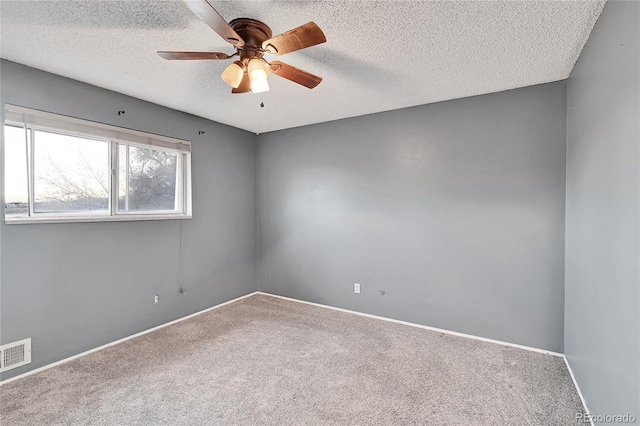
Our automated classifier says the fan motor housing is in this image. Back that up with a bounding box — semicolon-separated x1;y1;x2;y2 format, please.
229;18;273;50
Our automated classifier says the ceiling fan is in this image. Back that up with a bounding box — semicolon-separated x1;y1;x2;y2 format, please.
157;0;326;94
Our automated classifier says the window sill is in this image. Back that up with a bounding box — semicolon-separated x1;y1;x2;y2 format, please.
5;214;192;225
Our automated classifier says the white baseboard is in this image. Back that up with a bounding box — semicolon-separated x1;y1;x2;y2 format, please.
563;355;594;426
0;291;259;386
256;291;564;357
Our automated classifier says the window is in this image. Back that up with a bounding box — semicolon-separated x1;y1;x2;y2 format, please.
4;105;191;223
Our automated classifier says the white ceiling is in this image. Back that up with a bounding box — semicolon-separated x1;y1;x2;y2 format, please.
1;0;605;134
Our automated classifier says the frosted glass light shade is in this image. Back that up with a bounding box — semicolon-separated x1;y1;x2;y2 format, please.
221;61;244;88
248;59;270;93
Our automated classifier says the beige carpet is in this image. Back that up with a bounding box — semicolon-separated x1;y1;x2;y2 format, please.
0;294;584;425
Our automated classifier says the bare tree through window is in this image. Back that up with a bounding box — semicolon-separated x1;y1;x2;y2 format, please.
120;145;178;212
33;130;109;213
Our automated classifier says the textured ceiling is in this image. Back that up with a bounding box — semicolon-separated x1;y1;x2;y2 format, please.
1;0;605;134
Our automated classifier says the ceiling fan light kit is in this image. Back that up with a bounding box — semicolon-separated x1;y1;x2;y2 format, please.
158;0;326;95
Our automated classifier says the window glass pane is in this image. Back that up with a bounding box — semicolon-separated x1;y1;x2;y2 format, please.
118;144;127;211
4;125;29;217
33;130;109;213
127;146;178;211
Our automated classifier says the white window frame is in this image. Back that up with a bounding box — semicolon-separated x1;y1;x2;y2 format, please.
4;105;192;224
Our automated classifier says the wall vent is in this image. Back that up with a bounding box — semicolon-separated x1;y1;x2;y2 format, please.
0;338;31;373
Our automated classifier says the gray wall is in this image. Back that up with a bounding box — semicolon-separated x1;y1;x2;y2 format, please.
258;82;567;352
565;0;640;421
0;60;257;380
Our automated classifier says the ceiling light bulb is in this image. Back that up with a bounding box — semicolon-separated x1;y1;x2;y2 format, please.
221;61;245;88
248;59;270;93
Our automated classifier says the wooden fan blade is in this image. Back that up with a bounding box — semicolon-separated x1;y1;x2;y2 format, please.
270;61;322;89
262;22;326;56
232;72;252;93
183;0;245;47
157;51;231;60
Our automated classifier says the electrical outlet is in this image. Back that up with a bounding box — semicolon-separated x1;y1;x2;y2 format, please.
153;295;159;304
354;283;361;294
